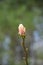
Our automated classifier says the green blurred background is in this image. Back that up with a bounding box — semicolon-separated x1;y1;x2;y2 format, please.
0;0;43;65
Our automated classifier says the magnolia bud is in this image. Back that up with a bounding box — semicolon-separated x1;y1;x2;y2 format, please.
18;24;26;36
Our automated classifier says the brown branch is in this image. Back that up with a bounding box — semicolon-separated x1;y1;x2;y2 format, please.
22;37;28;65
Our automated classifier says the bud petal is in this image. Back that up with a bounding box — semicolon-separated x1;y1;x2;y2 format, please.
18;24;26;36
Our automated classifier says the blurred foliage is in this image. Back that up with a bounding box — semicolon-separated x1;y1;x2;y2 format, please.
0;0;43;35
0;0;43;65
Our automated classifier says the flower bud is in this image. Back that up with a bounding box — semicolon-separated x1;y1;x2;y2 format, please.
18;24;26;36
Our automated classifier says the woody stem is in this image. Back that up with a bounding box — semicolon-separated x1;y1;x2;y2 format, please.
22;37;28;65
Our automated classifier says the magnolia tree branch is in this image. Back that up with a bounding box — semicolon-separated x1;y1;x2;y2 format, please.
22;36;28;65
18;24;28;65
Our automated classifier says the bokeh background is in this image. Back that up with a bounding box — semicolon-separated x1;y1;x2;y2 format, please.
0;0;43;65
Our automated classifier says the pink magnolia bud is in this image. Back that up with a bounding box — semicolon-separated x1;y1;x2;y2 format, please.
18;24;26;36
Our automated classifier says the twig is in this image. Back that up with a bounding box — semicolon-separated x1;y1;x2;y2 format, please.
22;36;28;65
